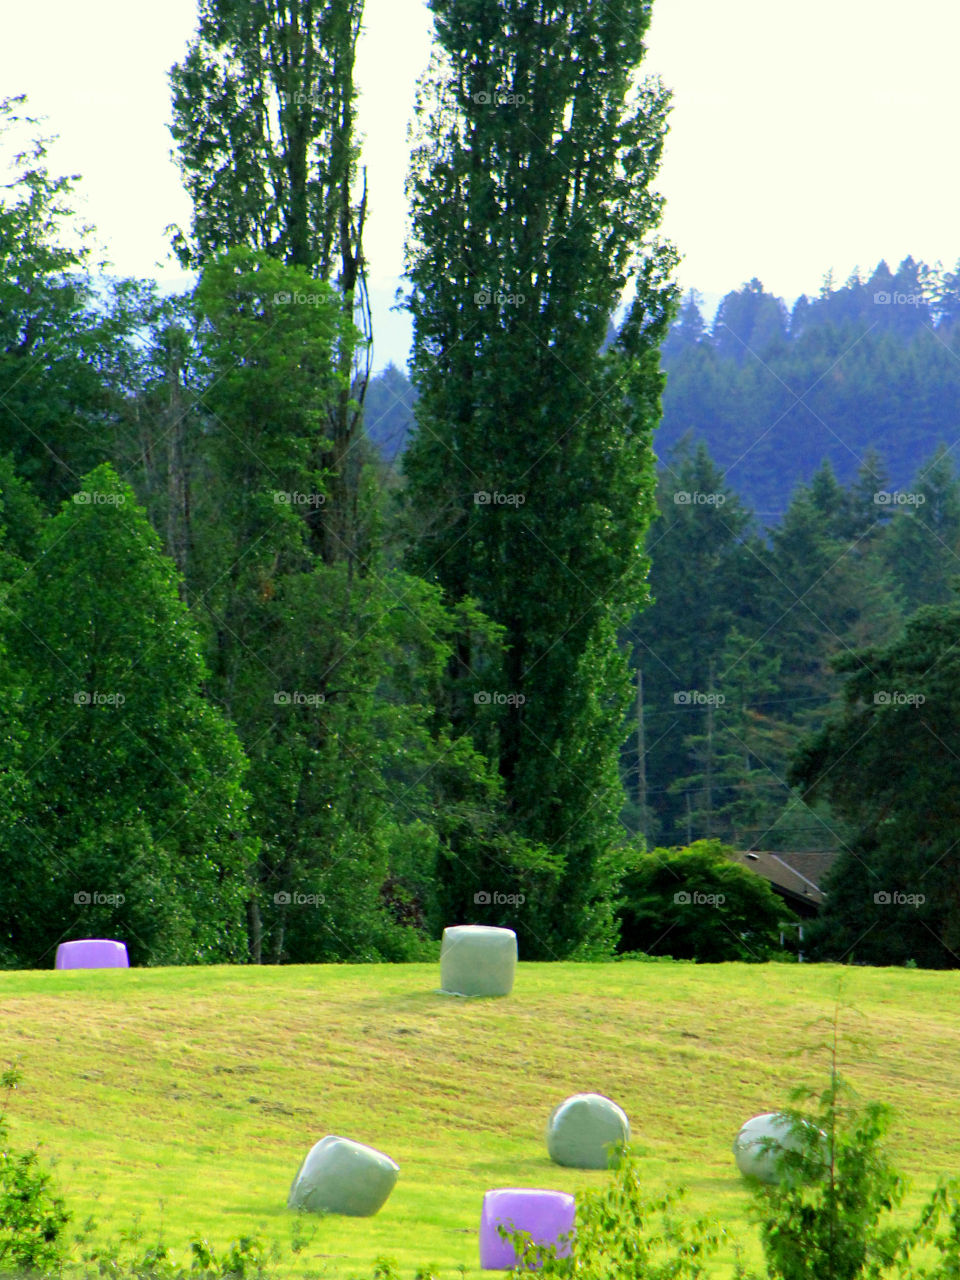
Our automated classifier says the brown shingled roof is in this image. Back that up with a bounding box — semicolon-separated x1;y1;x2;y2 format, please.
730;849;839;913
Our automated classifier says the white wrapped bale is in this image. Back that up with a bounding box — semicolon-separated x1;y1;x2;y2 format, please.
546;1093;630;1169
287;1135;399;1216
440;924;517;997
733;1112;826;1184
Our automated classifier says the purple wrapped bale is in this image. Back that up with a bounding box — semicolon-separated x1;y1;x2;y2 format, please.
55;940;129;969
479;1188;575;1270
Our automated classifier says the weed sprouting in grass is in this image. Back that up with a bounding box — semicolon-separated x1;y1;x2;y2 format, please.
499;1144;725;1278
0;1062;71;1277
742;997;911;1280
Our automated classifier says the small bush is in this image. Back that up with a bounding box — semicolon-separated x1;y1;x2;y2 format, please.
0;1065;71;1276
617;839;792;961
501;1145;723;1278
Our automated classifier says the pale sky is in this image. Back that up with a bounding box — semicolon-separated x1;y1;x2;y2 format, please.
3;0;958;370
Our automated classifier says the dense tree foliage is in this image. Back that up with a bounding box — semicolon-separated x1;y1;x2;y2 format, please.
0;465;256;966
617;839;790;962
660;259;960;519
790;605;960;967
169;0;372;570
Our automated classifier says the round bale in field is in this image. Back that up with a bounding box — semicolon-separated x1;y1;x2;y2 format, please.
287;1136;399;1217
546;1093;630;1169
733;1111;827;1184
440;924;517;997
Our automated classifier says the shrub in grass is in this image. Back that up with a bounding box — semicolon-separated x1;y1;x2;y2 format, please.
617;840;791;961
745;1077;906;1280
0;1066;70;1276
500;1146;723;1278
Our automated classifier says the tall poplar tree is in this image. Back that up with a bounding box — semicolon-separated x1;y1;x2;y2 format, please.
402;0;678;955
169;0;370;566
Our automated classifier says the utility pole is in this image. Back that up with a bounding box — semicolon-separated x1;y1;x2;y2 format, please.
704;657;715;838
636;666;647;842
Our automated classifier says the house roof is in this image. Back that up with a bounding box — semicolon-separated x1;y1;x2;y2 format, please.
730;849;839;911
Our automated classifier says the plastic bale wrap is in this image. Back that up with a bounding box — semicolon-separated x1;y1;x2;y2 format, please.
479;1187;575;1271
287;1136;399;1217
546;1093;630;1170
440;924;517;997
733;1112;827;1184
55;940;129;969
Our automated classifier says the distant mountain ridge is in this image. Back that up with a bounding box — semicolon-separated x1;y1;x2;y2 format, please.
363;255;960;519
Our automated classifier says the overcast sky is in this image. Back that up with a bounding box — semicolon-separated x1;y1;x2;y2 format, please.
3;0;958;370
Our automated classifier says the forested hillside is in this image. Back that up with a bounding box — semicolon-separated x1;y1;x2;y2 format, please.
365;255;960;519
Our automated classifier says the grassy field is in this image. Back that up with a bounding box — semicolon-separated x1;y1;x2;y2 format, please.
1;960;959;1278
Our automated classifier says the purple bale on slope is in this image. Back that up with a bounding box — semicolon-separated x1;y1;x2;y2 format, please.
479;1187;575;1270
55;940;129;969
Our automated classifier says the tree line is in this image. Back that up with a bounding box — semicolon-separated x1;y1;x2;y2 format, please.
3;0;958;970
0;0;677;967
367;257;960;518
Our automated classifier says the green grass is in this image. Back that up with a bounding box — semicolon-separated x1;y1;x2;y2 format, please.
2;960;960;1278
